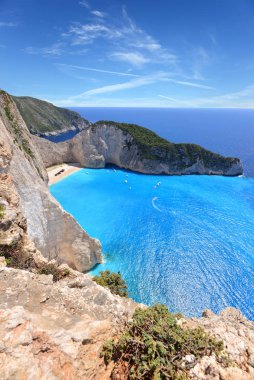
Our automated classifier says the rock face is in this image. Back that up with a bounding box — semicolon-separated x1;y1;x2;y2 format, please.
0;91;101;271
33;122;243;176
0;266;138;380
187;308;254;379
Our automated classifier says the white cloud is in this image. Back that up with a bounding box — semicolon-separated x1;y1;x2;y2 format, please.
79;0;90;9
0;21;17;27
158;85;254;108
57;63;140;77
63;7;177;66
172;80;215;90
110;52;150;67
65;23;122;45
24;43;64;56
90;10;106;18
75;74;166;97
158;95;177;102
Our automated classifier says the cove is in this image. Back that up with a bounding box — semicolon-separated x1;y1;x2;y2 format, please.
50;168;254;320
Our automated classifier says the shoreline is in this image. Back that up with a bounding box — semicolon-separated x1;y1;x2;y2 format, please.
47;163;82;185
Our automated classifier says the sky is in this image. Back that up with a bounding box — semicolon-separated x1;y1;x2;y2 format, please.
1;0;254;108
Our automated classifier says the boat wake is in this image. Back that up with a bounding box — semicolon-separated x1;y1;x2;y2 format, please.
152;196;162;212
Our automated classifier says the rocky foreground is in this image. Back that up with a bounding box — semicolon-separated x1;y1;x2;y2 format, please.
0;261;254;380
0;90;253;379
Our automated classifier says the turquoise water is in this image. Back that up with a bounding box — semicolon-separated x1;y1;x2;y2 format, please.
51;168;254;319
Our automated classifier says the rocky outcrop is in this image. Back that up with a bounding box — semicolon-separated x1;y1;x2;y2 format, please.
0;265;253;380
186;308;254;379
33;123;243;176
0;91;101;271
0;266;138;380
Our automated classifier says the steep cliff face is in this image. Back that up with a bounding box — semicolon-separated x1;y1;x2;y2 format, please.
34;122;243;176
0;91;101;271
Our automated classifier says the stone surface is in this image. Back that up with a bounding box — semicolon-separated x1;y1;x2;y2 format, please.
188;307;254;379
33;123;243;176
0;267;137;380
0;92;101;271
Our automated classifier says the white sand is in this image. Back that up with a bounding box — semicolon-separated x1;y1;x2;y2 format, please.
47;163;82;185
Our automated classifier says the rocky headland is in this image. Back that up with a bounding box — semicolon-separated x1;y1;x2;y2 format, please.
0;90;253;380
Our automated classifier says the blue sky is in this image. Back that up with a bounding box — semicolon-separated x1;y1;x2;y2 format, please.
1;0;254;107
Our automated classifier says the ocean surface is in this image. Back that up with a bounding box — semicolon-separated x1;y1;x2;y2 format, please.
51;168;254;320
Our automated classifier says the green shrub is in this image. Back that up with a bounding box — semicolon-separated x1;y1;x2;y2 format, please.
38;263;70;282
101;304;225;380
93;270;128;297
0;204;5;219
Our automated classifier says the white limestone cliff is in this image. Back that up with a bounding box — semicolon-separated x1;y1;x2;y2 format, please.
0;92;101;271
33;123;243;176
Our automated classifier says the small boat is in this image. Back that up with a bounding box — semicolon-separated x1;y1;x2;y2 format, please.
124;179;128;183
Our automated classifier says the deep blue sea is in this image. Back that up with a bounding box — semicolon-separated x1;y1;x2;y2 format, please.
51;168;254;320
49;108;254;319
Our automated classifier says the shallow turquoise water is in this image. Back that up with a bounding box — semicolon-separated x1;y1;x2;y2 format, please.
51;169;254;319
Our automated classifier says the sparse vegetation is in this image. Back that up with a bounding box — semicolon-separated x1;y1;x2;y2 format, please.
13;96;89;134
0;241;36;270
101;304;226;380
0;204;5;219
93;270;128;297
38;263;70;282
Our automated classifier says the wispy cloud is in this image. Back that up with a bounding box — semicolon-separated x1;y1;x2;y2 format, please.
24;43;64;56
56;71;214;106
0;21;18;27
72;73;167;98
90;10;106;18
79;0;90;9
172;80;214;90
57;63;140;77
158;95;177;102
158;85;254;108
62;6;177;67
64;23;121;45
110;52;150;67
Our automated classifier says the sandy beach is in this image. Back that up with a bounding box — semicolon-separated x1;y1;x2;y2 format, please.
47;163;82;185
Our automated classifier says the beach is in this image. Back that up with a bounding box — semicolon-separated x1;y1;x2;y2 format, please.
47;163;82;185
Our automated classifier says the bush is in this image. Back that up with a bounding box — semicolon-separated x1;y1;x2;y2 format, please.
0;204;5;219
101;304;225;380
38;263;70;282
93;270;128;297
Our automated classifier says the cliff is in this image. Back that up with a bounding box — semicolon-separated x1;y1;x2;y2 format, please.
33;121;243;176
13;95;89;136
0;91;101;271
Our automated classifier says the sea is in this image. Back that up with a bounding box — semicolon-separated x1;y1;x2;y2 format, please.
49;108;254;319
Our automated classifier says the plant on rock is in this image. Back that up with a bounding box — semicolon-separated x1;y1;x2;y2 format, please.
93;270;128;297
101;304;225;380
